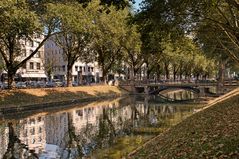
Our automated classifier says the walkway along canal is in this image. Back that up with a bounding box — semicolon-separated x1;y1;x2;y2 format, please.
0;90;207;159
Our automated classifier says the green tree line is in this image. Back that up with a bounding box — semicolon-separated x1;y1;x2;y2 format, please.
1;0;231;89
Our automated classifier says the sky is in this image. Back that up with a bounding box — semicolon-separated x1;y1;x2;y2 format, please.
133;0;142;11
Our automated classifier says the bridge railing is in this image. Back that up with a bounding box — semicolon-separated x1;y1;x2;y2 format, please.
118;79;239;87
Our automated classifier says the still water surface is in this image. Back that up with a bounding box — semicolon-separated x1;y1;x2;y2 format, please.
0;91;204;159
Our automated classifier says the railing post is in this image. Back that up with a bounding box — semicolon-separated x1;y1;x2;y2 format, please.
130;79;136;94
144;85;149;94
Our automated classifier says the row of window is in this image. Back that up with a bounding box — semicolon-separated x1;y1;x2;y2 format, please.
22;62;41;70
45;42;56;48
21;39;41;47
75;66;94;72
49;50;62;55
22;49;42;58
53;66;94;72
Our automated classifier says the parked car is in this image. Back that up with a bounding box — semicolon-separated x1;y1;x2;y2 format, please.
37;81;46;88
46;81;56;87
16;82;27;89
3;83;9;89
72;81;78;87
55;81;64;87
26;81;38;88
0;82;8;89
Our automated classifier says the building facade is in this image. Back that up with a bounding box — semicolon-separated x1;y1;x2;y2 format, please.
16;35;47;81
0;35;47;82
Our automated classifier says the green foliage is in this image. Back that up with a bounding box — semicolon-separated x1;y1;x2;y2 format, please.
0;0;46;87
173;0;239;64
91;3;130;81
121;25;143;77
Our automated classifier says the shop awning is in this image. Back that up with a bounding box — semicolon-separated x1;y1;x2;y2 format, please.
21;73;47;78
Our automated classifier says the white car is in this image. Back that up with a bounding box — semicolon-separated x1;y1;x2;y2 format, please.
16;82;27;89
37;81;46;88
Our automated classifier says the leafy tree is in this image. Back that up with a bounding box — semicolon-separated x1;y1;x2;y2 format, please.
44;58;56;82
167;0;239;64
0;0;60;88
133;0;186;81
92;5;129;83
50;2;94;86
121;25;143;80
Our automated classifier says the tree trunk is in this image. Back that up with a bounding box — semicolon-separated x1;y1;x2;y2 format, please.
101;66;108;84
179;66;183;80
196;73;200;80
164;63;170;80
155;64;161;82
173;65;177;81
133;67;138;80
66;65;73;87
7;69;16;89
218;59;227;85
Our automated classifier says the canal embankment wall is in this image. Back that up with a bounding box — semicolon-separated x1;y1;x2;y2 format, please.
0;85;129;114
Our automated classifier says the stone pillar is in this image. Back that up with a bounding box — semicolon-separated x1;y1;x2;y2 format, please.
199;87;205;97
144;86;149;94
130;79;136;94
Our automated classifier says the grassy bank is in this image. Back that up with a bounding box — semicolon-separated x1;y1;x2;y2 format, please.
0;85;127;108
130;89;239;159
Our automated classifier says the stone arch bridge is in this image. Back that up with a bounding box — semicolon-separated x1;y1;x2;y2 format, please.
120;82;239;96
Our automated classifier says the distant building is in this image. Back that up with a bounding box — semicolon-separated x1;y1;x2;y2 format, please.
44;37;102;83
16;35;47;81
1;35;47;82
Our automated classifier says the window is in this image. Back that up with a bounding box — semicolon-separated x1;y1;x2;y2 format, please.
79;66;82;72
30;62;34;69
39;127;42;133
62;65;65;72
30;41;34;47
35;41;40;47
83;67;86;72
76;110;83;116
38;51;41;58
91;67;94;72
29;119;35;124
32;138;35;144
88;67;91;72
75;66;78;72
23;129;27;137
22;63;26;69
22;49;26;56
37;117;41;122
29;50;33;55
37;63;40;70
38;136;42;142
30;128;35;135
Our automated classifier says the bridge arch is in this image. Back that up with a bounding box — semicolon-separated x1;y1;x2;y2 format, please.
149;86;200;95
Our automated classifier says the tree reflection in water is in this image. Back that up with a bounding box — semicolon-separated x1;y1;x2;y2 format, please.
3;123;38;159
0;95;202;159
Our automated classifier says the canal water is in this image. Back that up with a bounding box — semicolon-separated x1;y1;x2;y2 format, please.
0;90;205;159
